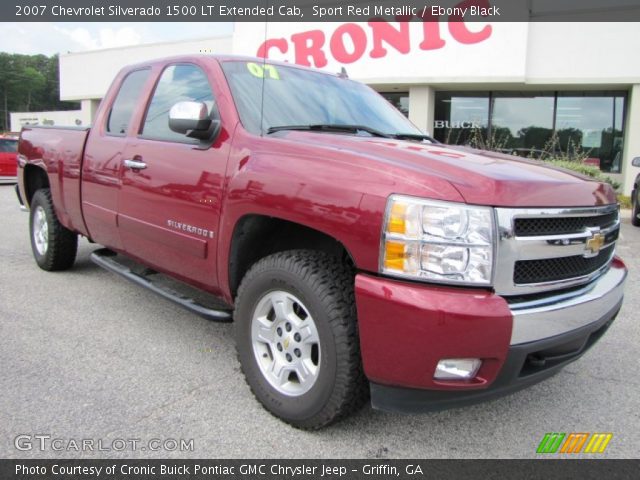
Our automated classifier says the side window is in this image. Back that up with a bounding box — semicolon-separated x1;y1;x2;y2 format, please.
0;139;18;152
106;69;150;135
142;64;215;143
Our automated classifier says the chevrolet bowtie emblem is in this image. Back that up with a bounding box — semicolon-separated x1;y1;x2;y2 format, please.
586;232;605;254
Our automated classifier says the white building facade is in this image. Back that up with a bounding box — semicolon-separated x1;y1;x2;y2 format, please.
52;21;640;195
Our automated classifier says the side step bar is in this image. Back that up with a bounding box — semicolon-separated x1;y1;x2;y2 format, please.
90;249;232;322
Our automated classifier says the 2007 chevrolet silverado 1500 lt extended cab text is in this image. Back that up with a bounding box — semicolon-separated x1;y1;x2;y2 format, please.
16;55;627;429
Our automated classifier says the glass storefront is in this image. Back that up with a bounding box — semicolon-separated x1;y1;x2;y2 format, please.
433;91;627;173
555;94;625;173
491;93;554;156
433;92;489;146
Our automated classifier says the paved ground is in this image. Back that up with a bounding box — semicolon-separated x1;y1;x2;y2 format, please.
0;184;638;459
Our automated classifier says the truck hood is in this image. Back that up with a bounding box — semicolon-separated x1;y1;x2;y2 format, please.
274;131;616;207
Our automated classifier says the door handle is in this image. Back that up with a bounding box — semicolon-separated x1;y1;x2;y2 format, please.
123;159;147;170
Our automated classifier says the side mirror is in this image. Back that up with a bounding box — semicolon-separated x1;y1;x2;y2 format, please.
169;101;218;140
632;157;640;168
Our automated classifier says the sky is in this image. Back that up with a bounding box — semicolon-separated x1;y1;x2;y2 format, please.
0;23;234;56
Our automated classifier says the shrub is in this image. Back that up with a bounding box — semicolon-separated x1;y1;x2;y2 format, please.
543;159;621;191
617;195;632;209
456;127;622;192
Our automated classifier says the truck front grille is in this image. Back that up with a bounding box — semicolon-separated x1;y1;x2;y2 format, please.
494;205;619;296
514;245;614;284
513;212;618;237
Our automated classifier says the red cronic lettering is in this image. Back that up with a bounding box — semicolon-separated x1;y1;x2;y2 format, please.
414;8;447;50
368;20;411;58
291;30;328;67
256;38;288;58
448;0;493;44
329;23;367;64
418;8;447;50
419;21;447;50
256;9;493;67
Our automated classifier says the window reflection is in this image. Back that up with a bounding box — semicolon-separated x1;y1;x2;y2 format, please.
380;92;409;117
221;61;420;137
142;64;215;143
556;94;625;173
491;93;554;155
433;92;489;146
434;91;626;173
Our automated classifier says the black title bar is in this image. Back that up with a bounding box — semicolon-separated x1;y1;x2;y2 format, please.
5;0;640;22
2;459;639;480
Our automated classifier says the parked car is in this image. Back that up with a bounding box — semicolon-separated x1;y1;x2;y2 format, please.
15;55;627;429
0;134;18;184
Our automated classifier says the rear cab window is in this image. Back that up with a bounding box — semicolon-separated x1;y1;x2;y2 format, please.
106;69;150;136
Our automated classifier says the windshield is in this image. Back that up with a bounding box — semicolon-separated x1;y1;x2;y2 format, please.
221;60;422;137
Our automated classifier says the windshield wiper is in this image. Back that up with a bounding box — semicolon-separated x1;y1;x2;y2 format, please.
267;124;391;138
391;132;439;143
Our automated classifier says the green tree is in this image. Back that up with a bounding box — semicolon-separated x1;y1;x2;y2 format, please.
0;52;79;131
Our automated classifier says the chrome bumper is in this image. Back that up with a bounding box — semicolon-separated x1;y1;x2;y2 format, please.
509;262;626;345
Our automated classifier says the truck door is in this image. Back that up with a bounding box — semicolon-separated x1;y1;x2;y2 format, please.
82;68;151;250
118;63;229;289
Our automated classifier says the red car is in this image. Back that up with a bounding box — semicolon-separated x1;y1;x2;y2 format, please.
0;134;18;184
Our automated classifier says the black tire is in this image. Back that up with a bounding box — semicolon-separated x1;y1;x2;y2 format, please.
632;188;640;227
29;188;78;271
234;250;368;429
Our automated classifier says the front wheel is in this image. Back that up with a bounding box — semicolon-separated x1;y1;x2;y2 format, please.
632;188;640;227
234;250;368;429
29;189;78;271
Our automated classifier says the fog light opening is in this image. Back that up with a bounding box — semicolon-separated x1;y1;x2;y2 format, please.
434;358;482;380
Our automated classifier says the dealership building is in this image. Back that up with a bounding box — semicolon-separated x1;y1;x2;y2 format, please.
12;21;640;195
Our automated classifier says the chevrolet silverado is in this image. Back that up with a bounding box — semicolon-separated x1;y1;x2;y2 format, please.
16;55;627;429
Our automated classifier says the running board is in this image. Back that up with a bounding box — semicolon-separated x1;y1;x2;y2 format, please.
90;249;233;322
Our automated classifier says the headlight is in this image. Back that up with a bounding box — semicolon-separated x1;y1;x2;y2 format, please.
380;195;495;285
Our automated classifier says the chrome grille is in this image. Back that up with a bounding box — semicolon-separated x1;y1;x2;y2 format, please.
494;205;619;296
513;212;618;237
514;244;614;284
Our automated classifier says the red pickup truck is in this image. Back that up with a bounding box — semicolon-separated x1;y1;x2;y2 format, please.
16;55;626;429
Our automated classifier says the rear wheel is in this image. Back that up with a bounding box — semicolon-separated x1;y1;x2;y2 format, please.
632;188;640;227
234;250;368;429
29;189;78;271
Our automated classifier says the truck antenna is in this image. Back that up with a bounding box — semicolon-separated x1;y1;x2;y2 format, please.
259;17;268;137
338;67;349;79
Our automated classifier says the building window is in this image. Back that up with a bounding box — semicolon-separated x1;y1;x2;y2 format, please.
434;91;626;173
380;92;409;117
433;92;489;145
555;93;625;173
491;93;554;156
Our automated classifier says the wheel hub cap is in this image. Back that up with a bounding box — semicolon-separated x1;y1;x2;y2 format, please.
32;206;48;256
251;290;321;396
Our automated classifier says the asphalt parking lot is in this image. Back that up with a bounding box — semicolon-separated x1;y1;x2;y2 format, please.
0;184;638;459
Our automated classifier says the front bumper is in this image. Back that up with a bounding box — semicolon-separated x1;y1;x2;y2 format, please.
355;257;627;412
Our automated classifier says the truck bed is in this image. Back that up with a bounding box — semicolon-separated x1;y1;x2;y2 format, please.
19;125;91;235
